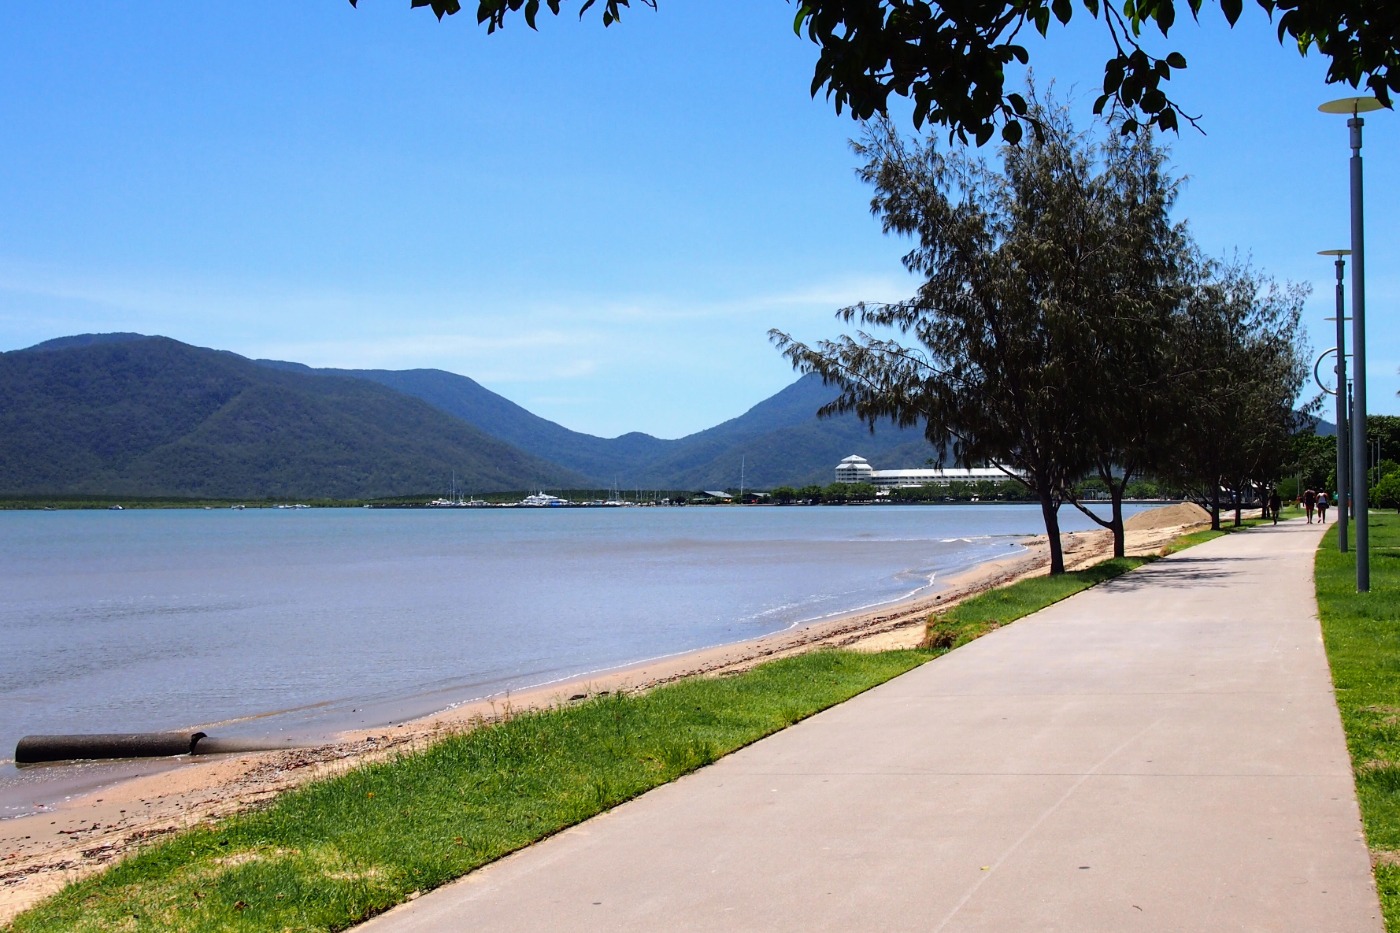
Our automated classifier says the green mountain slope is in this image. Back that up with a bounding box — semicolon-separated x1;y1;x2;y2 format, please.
258;362;670;482
620;374;935;489
0;336;588;498
269;363;936;489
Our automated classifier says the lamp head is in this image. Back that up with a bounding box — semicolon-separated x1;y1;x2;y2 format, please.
1319;249;1352;256
1319;96;1385;116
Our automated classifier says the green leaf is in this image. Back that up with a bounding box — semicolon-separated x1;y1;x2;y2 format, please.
1166;51;1187;69
1103;59;1125;94
1155;0;1174;35
1052;0;1073;25
1220;0;1242;26
1002;121;1024;145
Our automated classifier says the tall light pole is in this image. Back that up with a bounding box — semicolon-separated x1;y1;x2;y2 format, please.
1319;248;1350;552
1319;95;1382;592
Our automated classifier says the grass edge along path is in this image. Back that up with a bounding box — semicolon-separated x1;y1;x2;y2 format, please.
1315;511;1400;929
9;525;1224;933
1156;505;1297;557
7;651;930;932
923;555;1152;648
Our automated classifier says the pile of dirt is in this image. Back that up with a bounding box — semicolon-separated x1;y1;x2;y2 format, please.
1124;501;1211;532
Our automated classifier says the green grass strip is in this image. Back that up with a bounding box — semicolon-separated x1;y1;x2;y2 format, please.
1315;512;1400;929
924;556;1152;649
6;650;930;933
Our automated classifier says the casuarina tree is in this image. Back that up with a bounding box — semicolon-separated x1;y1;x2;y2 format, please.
771;94;1153;573
1160;255;1311;528
1061;126;1191;557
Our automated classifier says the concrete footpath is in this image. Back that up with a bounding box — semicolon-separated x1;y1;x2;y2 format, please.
362;518;1382;932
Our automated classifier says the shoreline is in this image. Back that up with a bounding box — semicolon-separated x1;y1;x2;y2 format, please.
0;503;1210;921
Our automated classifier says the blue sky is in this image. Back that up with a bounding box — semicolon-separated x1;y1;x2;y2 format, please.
1;2;1396;439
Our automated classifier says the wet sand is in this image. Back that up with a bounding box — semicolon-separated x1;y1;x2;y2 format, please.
0;503;1210;921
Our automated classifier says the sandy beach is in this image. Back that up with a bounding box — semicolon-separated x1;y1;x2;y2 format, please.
0;502;1211;922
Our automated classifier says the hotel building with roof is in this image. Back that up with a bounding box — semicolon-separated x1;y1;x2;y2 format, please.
835;455;1012;488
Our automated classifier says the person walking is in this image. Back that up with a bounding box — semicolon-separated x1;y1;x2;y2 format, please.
1268;489;1282;525
1317;490;1330;524
1304;488;1317;524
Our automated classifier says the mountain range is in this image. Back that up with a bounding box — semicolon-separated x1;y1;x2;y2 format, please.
0;334;932;499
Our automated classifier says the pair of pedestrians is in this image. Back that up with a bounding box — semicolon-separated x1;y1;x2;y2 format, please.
1303;487;1331;523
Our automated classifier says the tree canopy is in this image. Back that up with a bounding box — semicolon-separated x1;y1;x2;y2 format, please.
357;0;1400;143
770;94;1193;573
770;90;1311;568
1160;255;1311;527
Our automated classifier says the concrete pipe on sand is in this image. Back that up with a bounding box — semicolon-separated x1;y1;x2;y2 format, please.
14;732;208;764
14;733;308;763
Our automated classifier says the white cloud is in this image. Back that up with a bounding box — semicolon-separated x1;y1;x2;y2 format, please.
0;255;911;364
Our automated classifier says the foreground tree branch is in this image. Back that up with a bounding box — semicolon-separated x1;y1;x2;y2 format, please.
353;0;1399;143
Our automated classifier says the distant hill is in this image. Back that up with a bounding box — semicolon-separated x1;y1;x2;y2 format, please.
23;332;152;353
616;374;934;489
1310;416;1338;437
257;362;671;483
0;336;588;498
3;333;945;497
265;362;937;490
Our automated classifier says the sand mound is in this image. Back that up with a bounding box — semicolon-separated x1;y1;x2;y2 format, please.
1124;501;1211;532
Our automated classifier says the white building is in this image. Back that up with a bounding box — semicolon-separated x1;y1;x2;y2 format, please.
835;455;1012;488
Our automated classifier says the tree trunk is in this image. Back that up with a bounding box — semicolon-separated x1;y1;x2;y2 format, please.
1039;491;1066;575
1108;483;1126;558
1209;486;1222;531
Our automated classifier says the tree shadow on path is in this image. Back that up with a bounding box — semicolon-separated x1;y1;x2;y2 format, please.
1101;555;1257;591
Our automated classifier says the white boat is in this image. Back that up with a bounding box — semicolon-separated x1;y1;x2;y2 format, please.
520;492;570;507
429;472;487;507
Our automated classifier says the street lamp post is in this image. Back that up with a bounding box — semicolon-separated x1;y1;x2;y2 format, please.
1319;95;1383;592
1319;248;1350;552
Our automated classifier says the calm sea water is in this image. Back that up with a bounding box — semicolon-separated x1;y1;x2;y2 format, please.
0;503;1140;816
